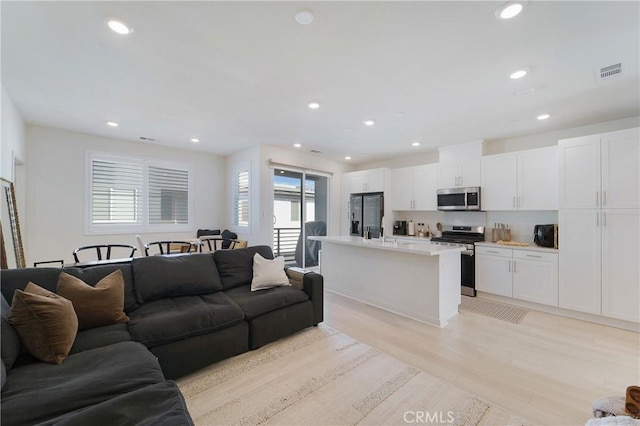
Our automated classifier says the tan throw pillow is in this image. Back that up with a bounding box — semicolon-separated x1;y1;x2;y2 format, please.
251;253;291;291
8;282;78;364
57;270;129;330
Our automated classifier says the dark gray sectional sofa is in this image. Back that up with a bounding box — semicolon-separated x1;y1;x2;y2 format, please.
0;245;324;425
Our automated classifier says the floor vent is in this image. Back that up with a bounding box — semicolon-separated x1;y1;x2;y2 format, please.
598;62;624;82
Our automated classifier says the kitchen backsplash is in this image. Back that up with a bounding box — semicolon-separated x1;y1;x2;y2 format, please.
391;210;558;243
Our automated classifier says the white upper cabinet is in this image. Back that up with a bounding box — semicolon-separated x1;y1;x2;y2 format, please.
559;127;639;209
344;168;386;194
481;153;518;210
438;159;481;188
601;128;640;209
518;147;559;210
390;164;438;211
439;158;480;189
481;146;558;211
390;167;414;210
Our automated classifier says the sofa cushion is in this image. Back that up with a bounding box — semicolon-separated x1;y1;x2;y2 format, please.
213;245;274;290
0;267;61;303
57;270;129;330
251;253;290;291
132;254;223;304
224;284;309;320
62;264;138;313
127;292;244;347
0;341;164;426
8;282;78;364
1;295;21;371
69;323;132;355
34;380;193;426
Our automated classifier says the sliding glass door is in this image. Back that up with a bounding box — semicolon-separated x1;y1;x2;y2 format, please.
273;168;328;269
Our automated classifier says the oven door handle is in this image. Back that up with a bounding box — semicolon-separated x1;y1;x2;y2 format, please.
461;249;474;256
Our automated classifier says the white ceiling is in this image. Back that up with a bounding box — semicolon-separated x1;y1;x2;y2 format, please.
2;1;639;163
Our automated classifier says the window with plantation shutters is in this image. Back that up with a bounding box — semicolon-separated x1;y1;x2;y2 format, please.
87;153;191;234
148;166;188;224
91;160;143;225
233;165;250;229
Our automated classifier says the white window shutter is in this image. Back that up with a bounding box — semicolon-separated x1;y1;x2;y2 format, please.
148;166;189;224
91;159;143;224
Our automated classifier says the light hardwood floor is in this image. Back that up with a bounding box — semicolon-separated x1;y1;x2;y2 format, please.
323;291;640;425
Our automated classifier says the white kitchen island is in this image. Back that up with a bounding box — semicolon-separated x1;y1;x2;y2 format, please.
309;236;464;327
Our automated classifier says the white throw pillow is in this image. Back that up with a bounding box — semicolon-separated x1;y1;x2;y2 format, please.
251;253;291;291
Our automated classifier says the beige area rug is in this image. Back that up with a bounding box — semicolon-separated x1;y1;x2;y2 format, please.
177;326;531;425
460;296;529;324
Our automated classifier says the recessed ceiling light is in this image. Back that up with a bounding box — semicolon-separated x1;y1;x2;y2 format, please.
345;156;351;160
295;9;314;25
107;19;133;35
537;114;550;120
495;1;525;19
510;69;528;79
363;119;375;126
308;102;320;109
412;142;420;147
293;143;302;148
190;138;200;143
106;121;119;127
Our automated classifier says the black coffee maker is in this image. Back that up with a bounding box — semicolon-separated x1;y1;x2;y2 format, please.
393;221;408;235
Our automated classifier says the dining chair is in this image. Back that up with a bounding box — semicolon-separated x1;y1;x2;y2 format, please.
143;240;198;256
199;235;224;252
73;244;137;263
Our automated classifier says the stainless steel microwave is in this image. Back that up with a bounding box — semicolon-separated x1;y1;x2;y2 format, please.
437;187;481;211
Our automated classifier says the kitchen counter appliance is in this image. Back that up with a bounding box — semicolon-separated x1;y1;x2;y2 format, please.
533;224;558;248
431;225;485;296
437;187;481;211
393;220;408;236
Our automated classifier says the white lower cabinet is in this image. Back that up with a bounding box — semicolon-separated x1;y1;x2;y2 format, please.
476;245;558;306
512;251;559;306
476;250;513;297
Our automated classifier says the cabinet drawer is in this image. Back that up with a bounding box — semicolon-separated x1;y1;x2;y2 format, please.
475;246;512;257
513;250;558;263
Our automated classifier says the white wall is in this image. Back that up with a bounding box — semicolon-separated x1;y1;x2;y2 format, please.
25;125;226;265
1;85;26;181
226;144;353;249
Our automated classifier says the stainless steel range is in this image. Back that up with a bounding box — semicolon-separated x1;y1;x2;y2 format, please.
431;225;485;297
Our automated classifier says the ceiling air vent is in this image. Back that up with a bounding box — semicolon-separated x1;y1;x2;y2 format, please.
598;62;624;82
139;136;158;142
310;149;321;154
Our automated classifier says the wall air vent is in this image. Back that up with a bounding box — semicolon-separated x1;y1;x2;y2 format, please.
598;62;624;82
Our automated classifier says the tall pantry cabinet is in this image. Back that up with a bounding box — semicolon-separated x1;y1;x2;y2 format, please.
558;127;640;322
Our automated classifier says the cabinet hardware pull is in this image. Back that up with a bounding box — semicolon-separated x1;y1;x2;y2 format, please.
603;191;607;206
513;197;516;208
596;191;599;207
487;250;499;253
596;212;599;227
508;260;511;272
513;261;517;273
526;254;542;258
518;196;521;208
603;211;606;227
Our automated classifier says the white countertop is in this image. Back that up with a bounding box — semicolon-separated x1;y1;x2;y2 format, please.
475;241;559;253
308;236;465;256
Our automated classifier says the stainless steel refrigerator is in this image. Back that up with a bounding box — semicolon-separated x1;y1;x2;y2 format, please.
349;192;384;238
